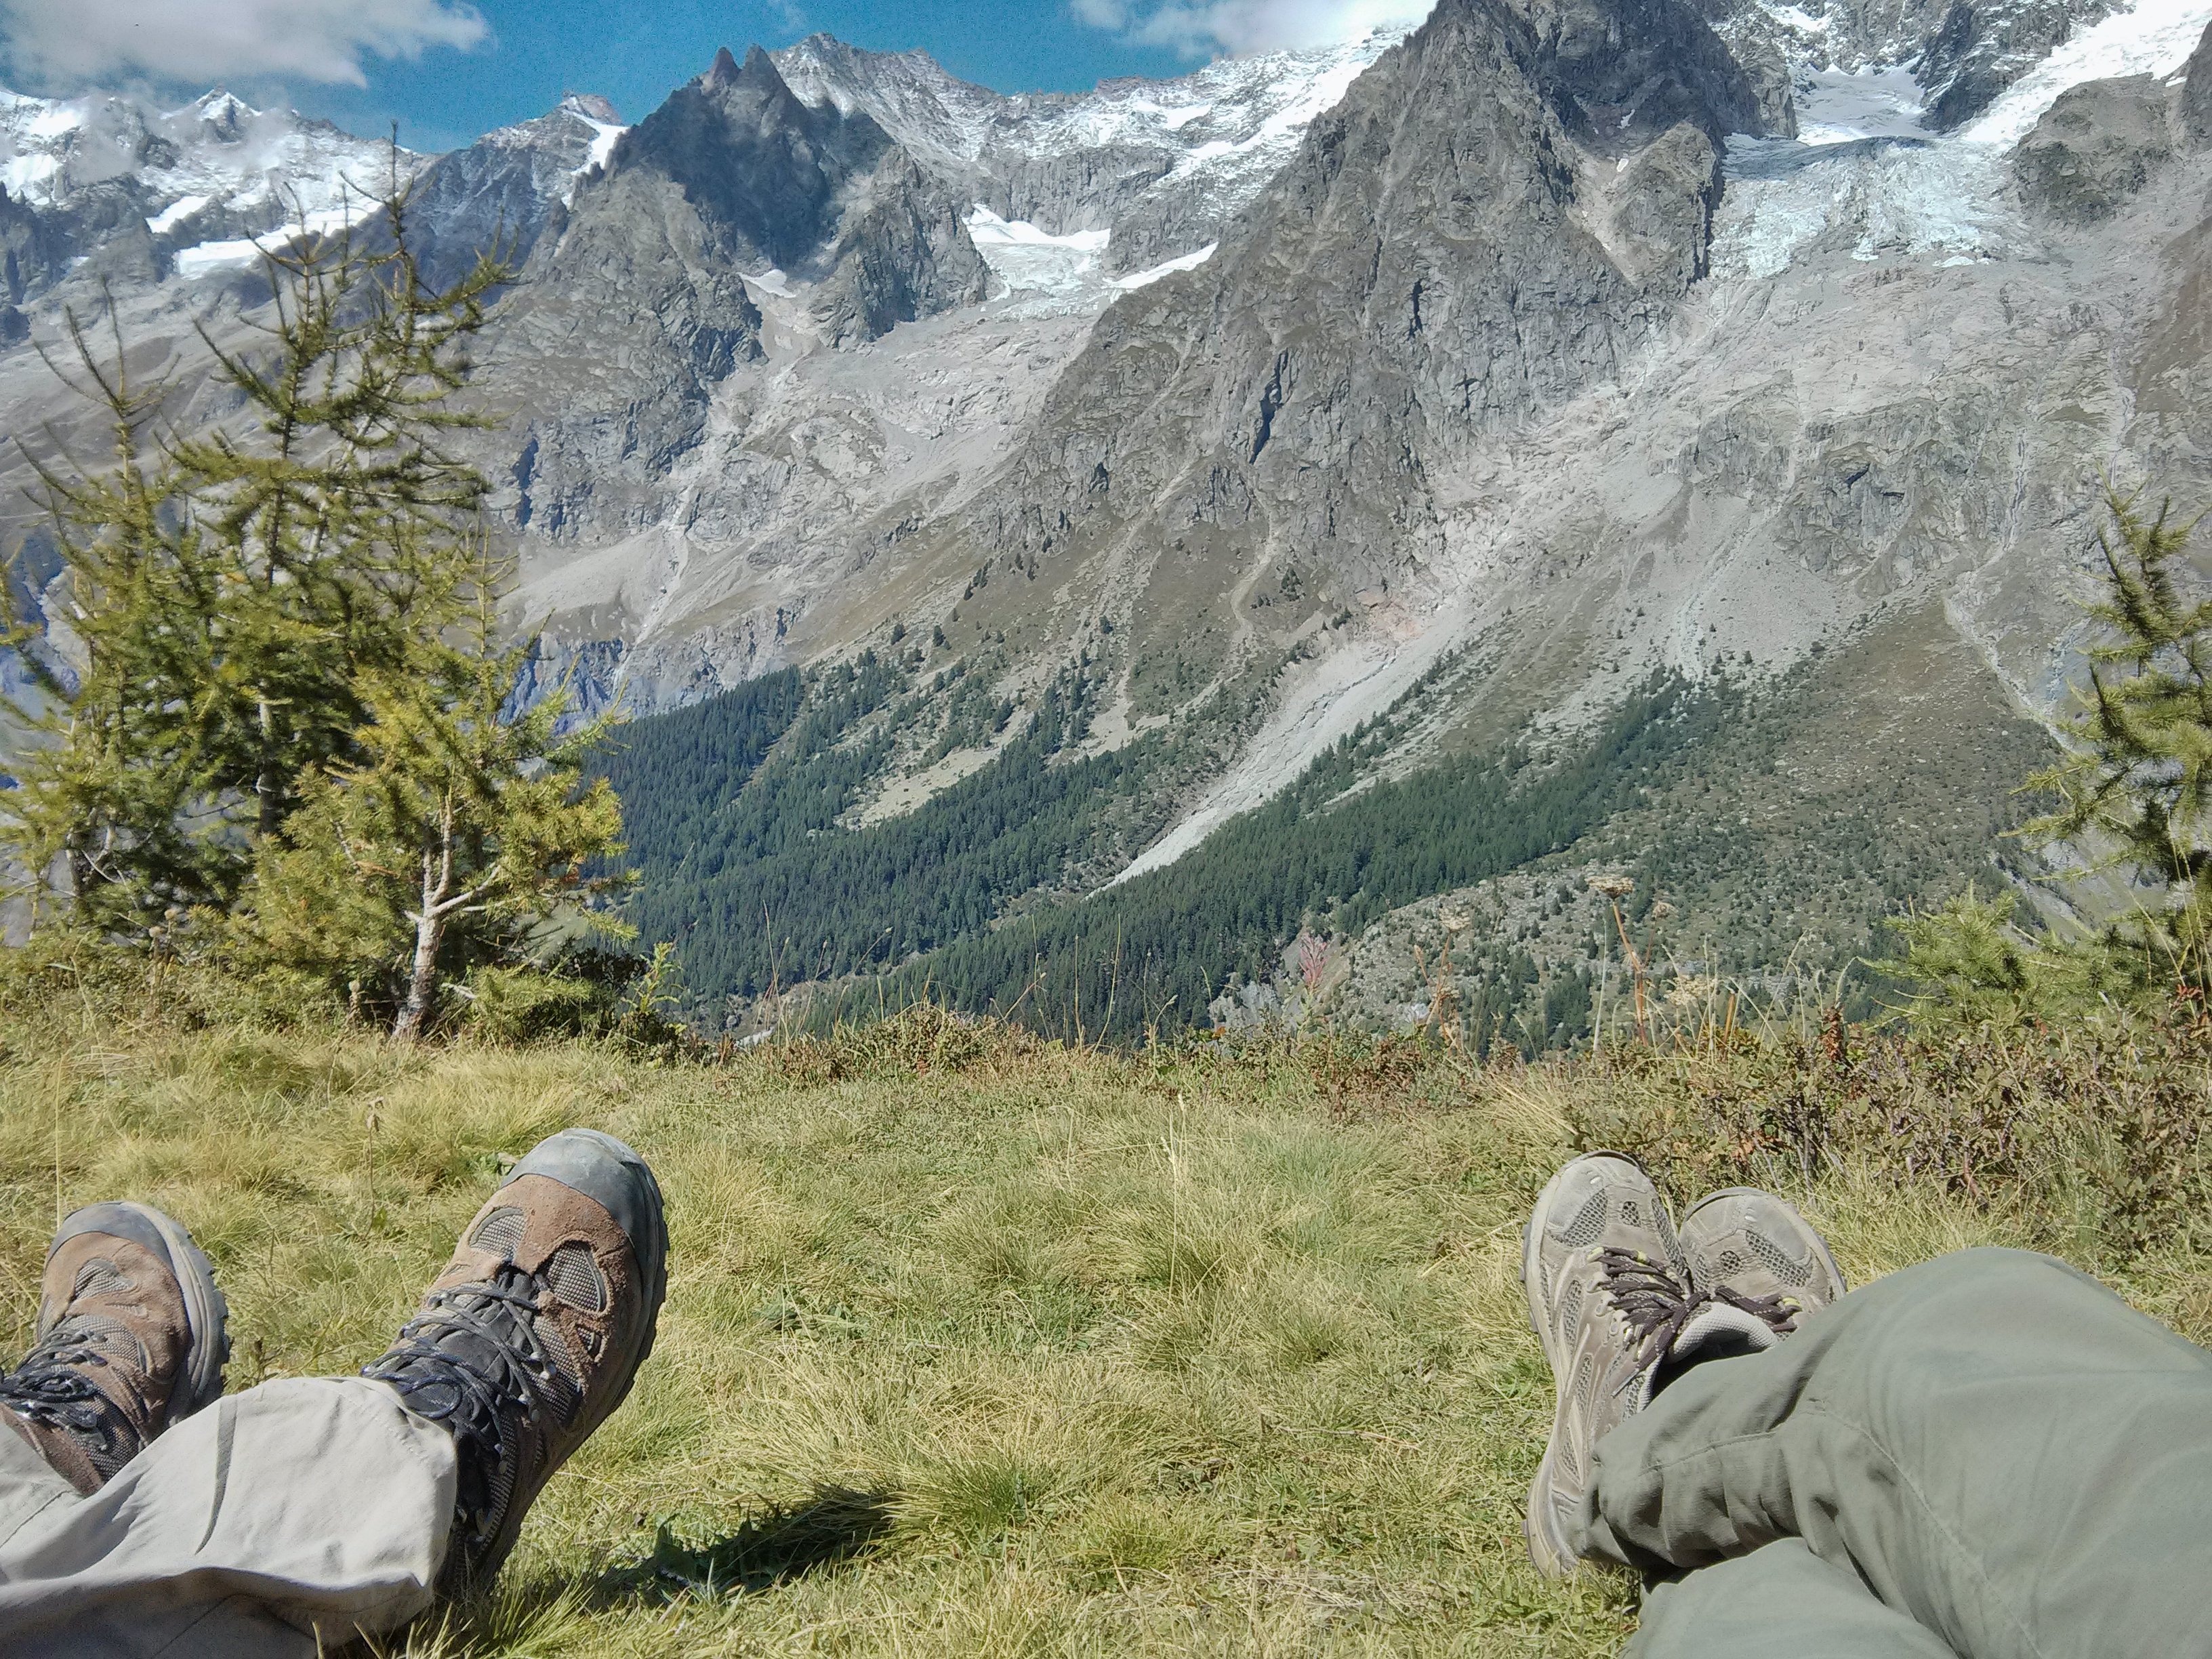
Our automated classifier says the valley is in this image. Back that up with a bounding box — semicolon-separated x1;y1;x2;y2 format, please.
2;0;2208;1036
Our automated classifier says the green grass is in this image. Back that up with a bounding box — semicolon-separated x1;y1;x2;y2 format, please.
0;1004;2201;1656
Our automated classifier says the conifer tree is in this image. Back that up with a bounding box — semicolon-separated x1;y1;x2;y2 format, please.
234;595;628;1042
2032;486;2212;981
4;185;509;936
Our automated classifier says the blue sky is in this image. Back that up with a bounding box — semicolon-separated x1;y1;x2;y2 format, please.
293;2;1204;154
0;1;1432;155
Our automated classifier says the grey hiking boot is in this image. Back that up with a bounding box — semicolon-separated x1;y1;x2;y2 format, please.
1521;1153;1697;1576
0;1203;228;1494
1678;1186;1847;1340
364;1129;668;1594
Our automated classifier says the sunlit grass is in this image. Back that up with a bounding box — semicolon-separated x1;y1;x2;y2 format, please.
0;1004;2188;1656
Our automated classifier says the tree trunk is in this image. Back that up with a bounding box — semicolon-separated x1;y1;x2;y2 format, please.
392;841;449;1044
391;901;444;1044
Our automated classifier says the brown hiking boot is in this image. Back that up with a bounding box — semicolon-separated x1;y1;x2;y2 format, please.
363;1128;668;1593
1677;1187;1847;1336
0;1203;228;1494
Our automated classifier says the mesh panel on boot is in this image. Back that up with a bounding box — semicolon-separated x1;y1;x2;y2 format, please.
1553;1190;1608;1249
545;1243;607;1313
70;1260;133;1300
470;1208;527;1258
1746;1229;1813;1287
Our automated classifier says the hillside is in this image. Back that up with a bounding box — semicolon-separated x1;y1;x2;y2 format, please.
4;0;2211;1024
2;996;2204;1655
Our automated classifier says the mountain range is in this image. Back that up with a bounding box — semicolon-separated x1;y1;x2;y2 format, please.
2;0;2209;1038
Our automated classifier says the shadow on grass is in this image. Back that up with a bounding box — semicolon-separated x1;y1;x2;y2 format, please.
593;1485;899;1604
385;1488;898;1655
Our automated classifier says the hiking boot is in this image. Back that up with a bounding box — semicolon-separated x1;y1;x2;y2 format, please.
0;1203;228;1494
1678;1186;1847;1340
363;1128;668;1593
1521;1153;1696;1576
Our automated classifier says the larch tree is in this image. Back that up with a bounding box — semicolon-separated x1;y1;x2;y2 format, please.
3;183;510;936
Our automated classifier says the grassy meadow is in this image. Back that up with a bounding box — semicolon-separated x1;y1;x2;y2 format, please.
1;1000;2206;1656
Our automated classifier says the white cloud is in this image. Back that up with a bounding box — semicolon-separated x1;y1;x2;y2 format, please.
1072;0;1437;55
0;0;488;89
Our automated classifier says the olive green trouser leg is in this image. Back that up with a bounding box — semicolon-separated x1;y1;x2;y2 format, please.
1573;1248;2212;1659
1628;1540;1955;1658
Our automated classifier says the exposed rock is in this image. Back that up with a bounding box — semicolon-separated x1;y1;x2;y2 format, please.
408;95;623;290
620;45;895;272
1920;0;2120;129
1599;121;1724;290
2013;74;2177;223
1519;0;1778;147
812;151;990;347
2184;19;2212;146
946;0;1742;658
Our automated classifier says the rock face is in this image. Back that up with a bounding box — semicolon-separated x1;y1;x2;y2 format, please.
3;0;2212;916
2014;74;2178;222
2184;19;2212;144
408;94;624;289
930;0;1746;684
1919;0;2120;128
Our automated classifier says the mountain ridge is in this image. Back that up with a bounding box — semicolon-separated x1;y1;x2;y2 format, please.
3;1;2211;1029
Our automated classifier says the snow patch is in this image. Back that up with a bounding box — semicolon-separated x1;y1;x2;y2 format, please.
1964;0;2212;146
146;194;209;235
966;206;1113;298
1113;243;1218;291
173;205;374;281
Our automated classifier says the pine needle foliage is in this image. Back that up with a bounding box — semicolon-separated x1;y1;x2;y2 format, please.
2029;486;2212;983
2;184;512;937
231;598;629;1042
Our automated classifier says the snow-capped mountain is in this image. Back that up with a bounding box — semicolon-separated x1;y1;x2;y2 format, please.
773;30;1410;274
1;0;2211;996
0;85;421;303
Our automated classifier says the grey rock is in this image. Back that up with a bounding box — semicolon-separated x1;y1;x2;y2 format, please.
945;0;1734;643
1920;0;2121;129
408;95;621;290
2184;19;2212;146
813;151;991;348
2014;74;2177;223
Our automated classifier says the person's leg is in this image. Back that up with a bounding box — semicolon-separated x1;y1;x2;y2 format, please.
0;1375;457;1658
1577;1247;2212;1659
0;1127;668;1658
1629;1539;1957;1659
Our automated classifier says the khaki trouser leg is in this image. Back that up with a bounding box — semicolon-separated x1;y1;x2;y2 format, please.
1574;1247;2212;1659
0;1377;455;1658
1628;1538;1957;1658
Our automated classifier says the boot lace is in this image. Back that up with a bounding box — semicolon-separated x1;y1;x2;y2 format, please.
362;1265;571;1538
0;1319;130;1433
1595;1246;1700;1381
1703;1282;1803;1336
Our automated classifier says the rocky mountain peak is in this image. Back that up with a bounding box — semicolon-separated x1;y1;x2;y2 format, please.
621;42;894;272
192;90;252;142
560;93;623;126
